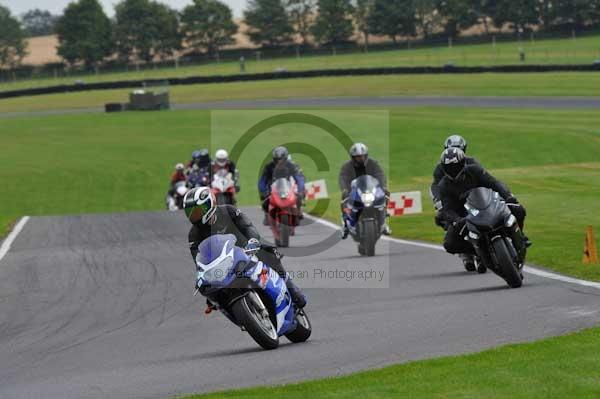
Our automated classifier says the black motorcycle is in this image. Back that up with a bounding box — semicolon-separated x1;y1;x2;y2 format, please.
463;187;526;288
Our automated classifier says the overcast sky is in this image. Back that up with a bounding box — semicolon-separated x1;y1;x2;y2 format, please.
1;0;247;17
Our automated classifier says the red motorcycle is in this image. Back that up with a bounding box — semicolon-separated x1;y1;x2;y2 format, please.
211;169;237;205
268;178;300;247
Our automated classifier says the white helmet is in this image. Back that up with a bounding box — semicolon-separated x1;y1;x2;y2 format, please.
349;143;368;157
349;143;369;167
175;163;185;171
215;149;228;167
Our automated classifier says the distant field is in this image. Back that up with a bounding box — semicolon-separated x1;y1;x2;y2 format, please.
1;107;599;282
3;34;600;92
2;72;600;114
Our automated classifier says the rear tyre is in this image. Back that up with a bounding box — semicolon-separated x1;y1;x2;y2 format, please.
492;238;522;288
231;293;279;350
285;309;312;343
361;220;377;257
279;215;290;248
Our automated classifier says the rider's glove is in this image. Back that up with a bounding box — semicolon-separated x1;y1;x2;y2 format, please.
453;217;467;235
244;238;261;255
505;195;519;204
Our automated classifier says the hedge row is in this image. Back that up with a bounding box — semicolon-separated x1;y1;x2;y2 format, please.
2;64;600;100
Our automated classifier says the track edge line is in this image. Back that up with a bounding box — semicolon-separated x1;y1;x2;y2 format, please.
304;213;600;290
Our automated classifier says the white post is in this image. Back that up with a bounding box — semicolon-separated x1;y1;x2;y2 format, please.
448;36;453;49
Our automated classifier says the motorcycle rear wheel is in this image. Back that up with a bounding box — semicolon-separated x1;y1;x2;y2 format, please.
285;309;312;343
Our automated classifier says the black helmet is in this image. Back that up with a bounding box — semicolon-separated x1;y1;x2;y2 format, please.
349;142;369;168
183;187;217;225
272;146;289;163
440;147;467;181
193;148;210;167
444;135;467;152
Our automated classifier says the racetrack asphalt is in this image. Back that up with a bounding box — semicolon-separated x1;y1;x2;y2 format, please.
1;208;600;399
1;95;600;118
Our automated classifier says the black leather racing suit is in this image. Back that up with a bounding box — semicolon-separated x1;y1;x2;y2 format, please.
431;156;480;228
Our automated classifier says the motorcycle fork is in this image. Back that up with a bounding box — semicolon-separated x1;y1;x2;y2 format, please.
472;235;495;272
506;226;526;264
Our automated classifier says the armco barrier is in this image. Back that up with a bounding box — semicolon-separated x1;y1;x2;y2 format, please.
1;64;600;100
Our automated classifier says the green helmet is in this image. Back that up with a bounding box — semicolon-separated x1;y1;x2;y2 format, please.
183;187;217;224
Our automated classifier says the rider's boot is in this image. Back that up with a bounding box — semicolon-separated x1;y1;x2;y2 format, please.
460;253;476;272
286;279;306;309
475;256;487;274
382;214;392;236
340;216;349;239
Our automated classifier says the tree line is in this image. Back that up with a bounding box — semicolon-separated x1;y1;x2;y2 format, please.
2;0;600;69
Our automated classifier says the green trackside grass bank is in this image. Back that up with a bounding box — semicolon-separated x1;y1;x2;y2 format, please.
1;107;599;282
178;326;600;399
4;34;600;92
2;72;600;114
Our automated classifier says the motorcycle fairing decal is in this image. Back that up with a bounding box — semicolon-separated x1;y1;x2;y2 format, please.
248;263;294;335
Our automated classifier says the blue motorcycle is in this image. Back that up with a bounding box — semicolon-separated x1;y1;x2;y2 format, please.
187;166;210;188
195;234;311;350
344;175;387;256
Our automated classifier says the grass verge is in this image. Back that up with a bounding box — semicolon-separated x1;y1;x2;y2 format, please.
2;72;600;113
178;326;600;399
4;34;600;92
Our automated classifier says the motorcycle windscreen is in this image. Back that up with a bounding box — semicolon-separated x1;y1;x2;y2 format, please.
175;182;188;196
272;178;292;199
466;189;507;229
466;187;494;210
352;175;380;193
196;234;248;287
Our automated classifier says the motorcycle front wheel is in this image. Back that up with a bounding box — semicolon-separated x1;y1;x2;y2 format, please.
492;238;522;288
361;219;377;256
231;292;279;350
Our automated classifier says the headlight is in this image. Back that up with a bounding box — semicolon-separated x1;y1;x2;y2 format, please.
360;192;375;207
468;231;479;240
505;214;517;227
464;203;480;217
198;255;234;284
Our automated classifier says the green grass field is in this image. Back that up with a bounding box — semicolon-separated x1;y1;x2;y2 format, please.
1;107;599;282
2;101;600;399
2;72;600;114
179;326;600;399
3;34;600;92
